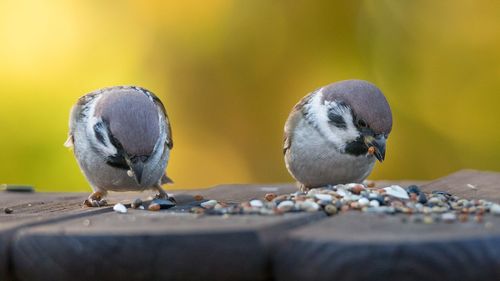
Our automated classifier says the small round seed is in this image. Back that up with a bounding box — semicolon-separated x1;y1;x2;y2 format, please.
250;200;264;208
113;203;127;214
358;197;369;207
131;198;143;209
324;204;338;216
148;203;161;211
367;146;375;155
315;194;333;202
350;185;365;195
200;200;218;209
442;212;456;223
264;193;277;201
277;200;294;212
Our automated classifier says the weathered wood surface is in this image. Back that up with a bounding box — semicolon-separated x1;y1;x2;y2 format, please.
274;170;500;281
1;184;321;281
0;170;499;281
12;212;324;281
421;169;500;202
0;192;112;281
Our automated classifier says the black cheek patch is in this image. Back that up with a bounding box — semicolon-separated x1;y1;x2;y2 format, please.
328;111;347;129
345;136;368;156
93;123;106;145
106;154;129;170
94;120;129;170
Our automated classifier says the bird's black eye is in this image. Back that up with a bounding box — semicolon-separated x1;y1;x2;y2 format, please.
357;119;368;128
328;112;347;129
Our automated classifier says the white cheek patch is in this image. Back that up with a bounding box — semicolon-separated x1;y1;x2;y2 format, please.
85;95;118;156
306;88;360;150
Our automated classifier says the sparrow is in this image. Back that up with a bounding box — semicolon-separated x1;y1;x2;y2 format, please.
283;79;392;190
65;86;174;206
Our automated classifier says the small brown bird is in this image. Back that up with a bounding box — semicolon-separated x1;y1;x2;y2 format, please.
65;86;174;206
283;80;392;190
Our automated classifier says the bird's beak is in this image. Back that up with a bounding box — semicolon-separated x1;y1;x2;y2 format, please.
364;135;386;162
125;156;145;184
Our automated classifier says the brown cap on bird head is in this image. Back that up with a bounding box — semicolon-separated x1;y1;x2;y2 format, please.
95;88;160;157
321;79;393;135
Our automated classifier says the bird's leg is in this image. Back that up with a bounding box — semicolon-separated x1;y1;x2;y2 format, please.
154;186;176;203
298;183;311;193
83;190;108;207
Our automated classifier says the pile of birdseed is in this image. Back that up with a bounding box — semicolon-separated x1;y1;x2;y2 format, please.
112;198;176;213
189;184;500;224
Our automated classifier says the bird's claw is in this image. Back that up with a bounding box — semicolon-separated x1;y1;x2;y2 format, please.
154;191;176;204
84;191;108;207
298;183;311;193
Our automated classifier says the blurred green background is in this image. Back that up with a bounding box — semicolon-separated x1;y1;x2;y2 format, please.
0;0;499;192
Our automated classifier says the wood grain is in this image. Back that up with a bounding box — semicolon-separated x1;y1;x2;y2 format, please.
12;211;324;281
0;192;116;281
274;170;500;281
421;169;500;203
2;184;321;281
1;172;499;281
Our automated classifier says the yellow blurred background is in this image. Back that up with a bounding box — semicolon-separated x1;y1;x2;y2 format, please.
0;0;499;192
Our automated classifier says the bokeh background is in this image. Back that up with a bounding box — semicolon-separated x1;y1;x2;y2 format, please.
0;0;499;192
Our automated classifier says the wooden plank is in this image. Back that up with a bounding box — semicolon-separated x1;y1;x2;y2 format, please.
0;175;475;280
0;192;116;281
1;184;321;281
273;170;500;281
0;181;292;218
274;213;500;281
421;169;500;203
11;211;324;281
0;183;298;227
0;189;208;281
0;192;88;221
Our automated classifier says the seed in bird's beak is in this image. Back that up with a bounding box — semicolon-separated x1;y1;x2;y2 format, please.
367;146;376;155
127;170;134;177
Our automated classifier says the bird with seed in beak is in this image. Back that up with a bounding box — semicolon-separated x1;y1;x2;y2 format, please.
283;80;392;191
65;86;174;206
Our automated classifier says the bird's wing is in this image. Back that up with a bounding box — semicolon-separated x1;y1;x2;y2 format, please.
161;174;174;184
165;115;173;150
64;105;76;148
283;93;313;154
283;109;300;154
151;95;173;150
64;104;79;148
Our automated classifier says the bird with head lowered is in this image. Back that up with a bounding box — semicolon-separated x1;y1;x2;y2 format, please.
65;86;174;207
284;80;392;190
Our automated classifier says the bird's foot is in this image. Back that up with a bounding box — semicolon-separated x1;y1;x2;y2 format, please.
154;189;176;204
83;191;108;207
298;183;311;193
